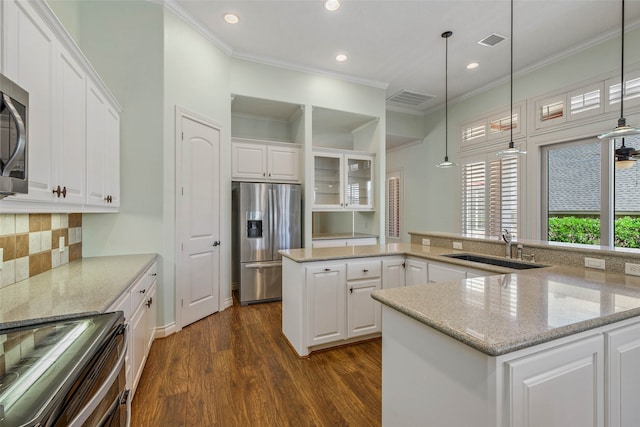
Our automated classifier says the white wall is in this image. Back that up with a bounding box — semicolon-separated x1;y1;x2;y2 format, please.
387;28;640;242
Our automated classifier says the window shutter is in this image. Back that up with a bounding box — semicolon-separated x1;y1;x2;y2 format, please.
462;161;486;237
489;157;518;238
386;176;400;239
609;76;640;105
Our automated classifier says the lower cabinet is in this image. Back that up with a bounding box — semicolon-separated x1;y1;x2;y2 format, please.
302;259;382;353
382;256;406;289
606;322;640;427
405;257;428;286
507;334;604;427
107;261;158;400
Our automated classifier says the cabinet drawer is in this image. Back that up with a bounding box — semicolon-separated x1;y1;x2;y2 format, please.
131;262;158;309
347;260;381;280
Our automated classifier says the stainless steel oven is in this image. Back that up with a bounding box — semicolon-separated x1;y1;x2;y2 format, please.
0;72;28;198
0;312;128;426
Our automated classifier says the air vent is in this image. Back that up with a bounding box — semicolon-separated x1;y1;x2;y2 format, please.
478;33;507;47
386;90;434;107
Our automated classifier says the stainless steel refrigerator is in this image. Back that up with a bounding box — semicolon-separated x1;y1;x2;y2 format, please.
232;182;302;305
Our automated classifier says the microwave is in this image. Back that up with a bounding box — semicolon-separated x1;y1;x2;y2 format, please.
0;73;28;198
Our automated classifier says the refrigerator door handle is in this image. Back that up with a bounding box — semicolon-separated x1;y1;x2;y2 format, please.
268;187;275;257
245;262;282;269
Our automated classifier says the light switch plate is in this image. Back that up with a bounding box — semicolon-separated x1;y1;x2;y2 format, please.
625;263;640;276
59;236;65;252
422;238;430;246
453;241;463;250
584;257;605;270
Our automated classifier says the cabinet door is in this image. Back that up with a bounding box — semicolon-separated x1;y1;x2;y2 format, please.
232;142;267;180
4;0;56;201
306;264;346;346
104;106;120;207
347;278;381;338
130;300;147;398
507;334;604;427
344;154;374;210
55;48;86;205
607;322;640;427
86;81;107;206
313;153;343;209
382;257;405;289
428;262;466;283
145;282;157;355
267;145;299;181
405;258;428;286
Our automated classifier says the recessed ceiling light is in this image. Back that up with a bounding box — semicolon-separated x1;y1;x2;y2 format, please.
336;54;348;62
466;62;479;70
224;13;239;24
324;0;341;11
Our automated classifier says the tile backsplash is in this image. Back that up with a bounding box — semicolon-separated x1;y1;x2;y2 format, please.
0;213;82;288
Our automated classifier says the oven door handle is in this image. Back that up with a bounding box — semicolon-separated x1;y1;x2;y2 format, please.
68;325;129;427
1;93;26;177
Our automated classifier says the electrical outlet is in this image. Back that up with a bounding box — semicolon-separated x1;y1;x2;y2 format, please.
453;241;463;250
584;257;605;270
59;236;65;252
422;238;430;246
625;263;640;276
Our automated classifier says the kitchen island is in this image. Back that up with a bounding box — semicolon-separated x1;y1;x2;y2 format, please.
281;236;640;426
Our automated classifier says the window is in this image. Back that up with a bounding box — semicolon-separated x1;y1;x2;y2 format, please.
606;73;640;111
386;171;402;241
462;156;519;238
569;83;603;120
461;122;487;144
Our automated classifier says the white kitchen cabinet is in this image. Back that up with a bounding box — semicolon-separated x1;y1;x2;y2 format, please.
0;0;120;212
306;263;347;346
313;150;374;211
382;257;405;289
428;261;467;283
107;261;157;400
405;257;428;286
231;139;300;182
346;259;381;338
606;322;640;427
507;334;604;427
86;80;120;208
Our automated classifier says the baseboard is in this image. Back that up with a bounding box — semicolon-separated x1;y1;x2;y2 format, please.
224;296;233;309
154;321;177;338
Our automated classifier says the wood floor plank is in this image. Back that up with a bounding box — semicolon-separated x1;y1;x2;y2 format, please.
132;300;381;426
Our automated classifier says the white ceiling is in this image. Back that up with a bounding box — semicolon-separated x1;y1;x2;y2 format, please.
173;0;640;113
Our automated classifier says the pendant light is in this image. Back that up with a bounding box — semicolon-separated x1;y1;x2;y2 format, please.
436;30;457;168
598;0;640;141
497;0;526;156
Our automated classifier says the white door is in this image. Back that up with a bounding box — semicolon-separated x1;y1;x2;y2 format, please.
178;113;221;328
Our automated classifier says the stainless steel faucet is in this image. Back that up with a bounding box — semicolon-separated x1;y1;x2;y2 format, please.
502;229;513;258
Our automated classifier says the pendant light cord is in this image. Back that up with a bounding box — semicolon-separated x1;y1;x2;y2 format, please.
445;33;449;159
510;0;514;148
620;0;625;122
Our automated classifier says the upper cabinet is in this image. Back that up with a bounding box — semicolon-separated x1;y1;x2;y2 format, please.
0;0;121;212
232;139;300;182
311;107;377;212
312;150;374;210
231;95;303;183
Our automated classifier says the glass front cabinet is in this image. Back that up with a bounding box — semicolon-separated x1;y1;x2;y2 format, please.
313;151;374;211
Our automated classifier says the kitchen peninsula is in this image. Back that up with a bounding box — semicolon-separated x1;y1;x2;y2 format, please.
280;232;640;427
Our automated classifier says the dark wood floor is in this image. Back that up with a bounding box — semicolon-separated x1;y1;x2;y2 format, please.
131;300;382;426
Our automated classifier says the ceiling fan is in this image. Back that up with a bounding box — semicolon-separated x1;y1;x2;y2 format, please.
615;138;640;169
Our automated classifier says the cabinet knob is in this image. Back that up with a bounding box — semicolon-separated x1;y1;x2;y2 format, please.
263;172;266;177
349;287;353;294
146;297;153;308
52;186;61;197
363;269;369;273
212;241;221;247
61;186;67;198
324;268;331;272
150;273;157;277
139;289;146;294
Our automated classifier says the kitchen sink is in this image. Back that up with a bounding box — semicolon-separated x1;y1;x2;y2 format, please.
442;253;547;270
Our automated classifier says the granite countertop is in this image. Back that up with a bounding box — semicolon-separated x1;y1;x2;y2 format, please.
281;243;640;356
0;253;157;326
